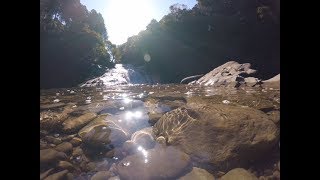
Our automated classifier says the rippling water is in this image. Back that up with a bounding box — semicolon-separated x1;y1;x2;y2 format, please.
40;84;280;180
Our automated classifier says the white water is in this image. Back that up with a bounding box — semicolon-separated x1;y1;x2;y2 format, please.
80;64;153;87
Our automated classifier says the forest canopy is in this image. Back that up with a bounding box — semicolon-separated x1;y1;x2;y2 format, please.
40;0;115;88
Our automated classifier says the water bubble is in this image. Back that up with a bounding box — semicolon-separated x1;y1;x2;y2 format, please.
70;90;75;94
85;99;92;104
87;96;91;100
123;98;132;104
148;92;154;95
53;99;60;103
53;133;59;137
56;93;60;96
72;105;77;108
119;107;125;110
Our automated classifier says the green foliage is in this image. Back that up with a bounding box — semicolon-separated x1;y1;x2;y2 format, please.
116;1;279;82
40;0;114;88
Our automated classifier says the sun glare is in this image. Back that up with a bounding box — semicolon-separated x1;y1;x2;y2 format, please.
105;0;155;45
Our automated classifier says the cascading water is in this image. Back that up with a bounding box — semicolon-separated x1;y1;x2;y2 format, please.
80;64;153;87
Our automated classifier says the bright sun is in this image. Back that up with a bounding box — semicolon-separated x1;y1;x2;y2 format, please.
105;0;155;45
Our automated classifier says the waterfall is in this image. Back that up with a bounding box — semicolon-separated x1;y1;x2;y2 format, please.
80;64;153;87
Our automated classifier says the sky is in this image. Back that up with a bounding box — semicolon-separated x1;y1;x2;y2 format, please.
80;0;197;45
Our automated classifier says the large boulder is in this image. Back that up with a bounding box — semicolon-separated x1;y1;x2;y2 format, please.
189;61;259;87
262;74;280;89
116;146;191;180
153;103;279;171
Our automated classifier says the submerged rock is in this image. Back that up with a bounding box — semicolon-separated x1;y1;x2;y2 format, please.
178;167;215;180
91;171;113;180
62;112;97;133
116;146;191;180
40;149;67;166
220;168;258;180
54;142;73;154
43;170;69;180
153;104;279;171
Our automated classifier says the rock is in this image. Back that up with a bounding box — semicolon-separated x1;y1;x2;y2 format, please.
153;104;279;171
272;170;280;179
44;170;69;180
116;146;191;179
70;137;82;146
221;168;258;180
79;115;129;148
148;113;163;125
57;161;74;171
86;162;97;171
181;74;204;84
91;171;113;180
262;74;280;89
244;77;260;86
72;146;83;157
40;105;74;131
45;136;62;145
122;141;138;155
40;140;49;150
40;149;67;166
55;142;73;153
263;74;280;83
108;176;120;180
267;111;280;124
40;168;54;180
41;103;66;110
131;127;155;149
189;61;258;87
66;173;74;180
62;112;97;133
61;134;76;141
178;167;215;180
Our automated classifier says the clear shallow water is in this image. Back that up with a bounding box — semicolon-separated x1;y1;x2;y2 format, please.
40;84;280;179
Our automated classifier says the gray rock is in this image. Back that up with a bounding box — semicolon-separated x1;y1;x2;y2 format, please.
153;103;279;171
62;112;97;133
55;142;73;153
178;167;215;180
91;171;113;180
44;170;69;180
116;146;191;180
221;168;258;180
189;61;258;87
40;149;67;165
